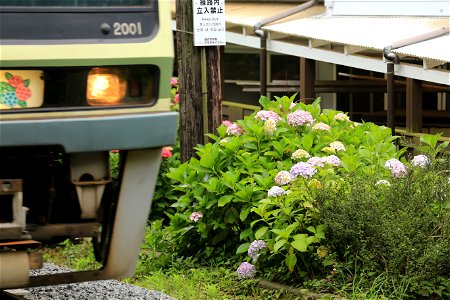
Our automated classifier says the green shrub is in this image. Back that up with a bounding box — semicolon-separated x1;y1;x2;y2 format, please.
317;152;450;298
166;95;403;281
151;142;181;221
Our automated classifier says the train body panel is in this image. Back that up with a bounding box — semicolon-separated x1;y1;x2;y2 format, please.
0;0;176;289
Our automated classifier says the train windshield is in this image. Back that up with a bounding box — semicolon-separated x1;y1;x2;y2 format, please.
0;0;151;7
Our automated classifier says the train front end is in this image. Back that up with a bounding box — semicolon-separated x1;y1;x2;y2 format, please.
0;0;176;288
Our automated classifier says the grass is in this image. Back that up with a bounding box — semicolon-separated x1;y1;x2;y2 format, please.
41;227;407;300
42;237;289;300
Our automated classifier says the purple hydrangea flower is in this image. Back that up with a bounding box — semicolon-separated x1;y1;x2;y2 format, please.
237;262;256;279
411;154;429;168
385;158;408;177
248;240;267;261
287;110;314;127
307;157;325;167
255;110;280;123
323;155;341;167
268;186;285;197
290;162;317;179
189;211;203;222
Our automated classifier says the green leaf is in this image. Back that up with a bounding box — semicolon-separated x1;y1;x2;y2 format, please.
291;237;308;252
205;133;220;142
236;243;250;254
255;226;268;239
5;72;12;80
218;195;234;207
259;95;271;108
240;207;251;221
302;135;313;151
285;253;297;272
225;210;237;224
239;228;253;240
306;226;316;234
274;239;286;252
23;79;30;87
18;100;27;108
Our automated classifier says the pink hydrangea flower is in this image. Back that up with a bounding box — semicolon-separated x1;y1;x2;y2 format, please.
274;171;292;186
385;158;408;177
255;110;280;123
226;124;245;136
162;147;173;158
287;110;314;127
171;77;178;87
173;93;180;103
189;211;203;222
222;120;232;127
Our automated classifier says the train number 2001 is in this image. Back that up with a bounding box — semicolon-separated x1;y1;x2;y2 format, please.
113;22;143;36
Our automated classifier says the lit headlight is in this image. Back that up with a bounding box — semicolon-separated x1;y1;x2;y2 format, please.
87;68;126;106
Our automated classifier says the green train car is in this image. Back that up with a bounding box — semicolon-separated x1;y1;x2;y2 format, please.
0;0;177;288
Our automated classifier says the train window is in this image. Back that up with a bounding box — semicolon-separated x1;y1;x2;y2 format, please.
0;0;152;7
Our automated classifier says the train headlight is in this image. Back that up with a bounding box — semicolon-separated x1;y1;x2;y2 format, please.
87;68;126;106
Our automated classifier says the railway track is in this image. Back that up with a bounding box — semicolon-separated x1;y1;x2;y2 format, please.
1;264;175;300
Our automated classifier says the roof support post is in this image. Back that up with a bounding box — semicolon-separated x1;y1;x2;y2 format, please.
300;57;316;103
259;34;267;97
406;78;423;133
384;48;399;136
253;0;317;99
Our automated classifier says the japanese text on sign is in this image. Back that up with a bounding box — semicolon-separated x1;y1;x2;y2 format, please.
193;0;226;46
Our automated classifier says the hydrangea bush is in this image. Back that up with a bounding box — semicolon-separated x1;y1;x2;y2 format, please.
166;95;404;276
317;149;450;298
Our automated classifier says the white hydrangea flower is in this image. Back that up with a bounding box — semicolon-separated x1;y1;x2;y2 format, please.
329;141;346;151
291;149;310;160
334;113;350;121
375;180;391;187
268;186;285;197
411;154;429;168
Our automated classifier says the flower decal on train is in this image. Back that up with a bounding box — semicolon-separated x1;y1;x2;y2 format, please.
0;72;32;108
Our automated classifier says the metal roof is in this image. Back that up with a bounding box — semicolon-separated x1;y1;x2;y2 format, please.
264;16;449;53
226;3;325;27
394;33;450;62
171;1;450;85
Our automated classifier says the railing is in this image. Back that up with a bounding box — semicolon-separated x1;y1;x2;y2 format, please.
222;101;260;122
396;129;450;142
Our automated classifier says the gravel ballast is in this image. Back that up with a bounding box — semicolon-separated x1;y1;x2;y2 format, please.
21;263;175;300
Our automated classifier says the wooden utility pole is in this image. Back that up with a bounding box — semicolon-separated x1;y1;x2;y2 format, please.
176;0;204;163
206;46;224;136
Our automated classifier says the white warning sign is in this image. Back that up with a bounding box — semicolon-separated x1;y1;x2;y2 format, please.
193;0;226;46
